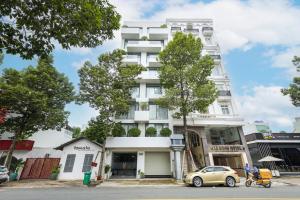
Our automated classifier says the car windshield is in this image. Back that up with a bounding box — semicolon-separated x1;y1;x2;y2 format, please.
194;166;206;172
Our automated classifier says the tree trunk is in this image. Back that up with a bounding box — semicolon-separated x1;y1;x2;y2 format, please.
183;114;193;172
4;135;18;170
98;141;106;180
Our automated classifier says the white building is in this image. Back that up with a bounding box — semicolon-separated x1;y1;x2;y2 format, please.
0;129;72;162
104;19;252;179
293;117;300;133
243;121;272;135
55;137;102;180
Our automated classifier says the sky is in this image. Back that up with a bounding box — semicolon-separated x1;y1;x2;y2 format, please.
1;0;300;132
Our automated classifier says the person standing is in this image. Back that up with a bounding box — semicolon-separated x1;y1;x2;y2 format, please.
245;163;250;179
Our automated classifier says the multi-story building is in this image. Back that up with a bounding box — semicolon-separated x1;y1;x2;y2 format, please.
243;121;272;135
105;19;252;179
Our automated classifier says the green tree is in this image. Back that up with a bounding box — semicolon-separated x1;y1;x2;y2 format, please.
71;127;82;138
78;49;144;178
0;0;120;59
157;32;217;171
282;56;300;106
81;116;110;144
0;55;75;168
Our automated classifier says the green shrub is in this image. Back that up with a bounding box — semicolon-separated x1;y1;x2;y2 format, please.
160;127;172;137
160;24;167;28
104;165;111;174
140;102;148;111
140;36;148;41
112;123;126;137
146;127;157;137
128;127;141;137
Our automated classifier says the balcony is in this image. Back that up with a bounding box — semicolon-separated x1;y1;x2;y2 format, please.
210;54;221;64
171;27;181;35
218;90;231;96
106;137;171;148
134;111;149;122
137;71;159;83
202;27;213;36
148;28;168;40
123;55;140;65
184;29;199;36
125;40;163;53
121;27;141;39
147;55;160;67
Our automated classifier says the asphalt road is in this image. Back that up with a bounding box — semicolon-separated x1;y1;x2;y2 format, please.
1;185;300;200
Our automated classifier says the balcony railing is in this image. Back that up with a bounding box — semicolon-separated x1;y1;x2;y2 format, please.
218;90;231;96
184;29;199;33
210;55;221;60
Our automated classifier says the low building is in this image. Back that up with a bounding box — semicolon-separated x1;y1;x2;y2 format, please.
55;137;102;180
243;121;271;135
246;132;300;174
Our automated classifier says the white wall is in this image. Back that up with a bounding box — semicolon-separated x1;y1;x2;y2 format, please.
106;137;171;148
58;139;102;180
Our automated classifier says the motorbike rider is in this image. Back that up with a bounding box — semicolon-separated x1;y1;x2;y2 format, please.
253;166;260;180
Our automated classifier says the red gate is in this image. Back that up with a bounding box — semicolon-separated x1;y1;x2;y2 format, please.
20;158;60;179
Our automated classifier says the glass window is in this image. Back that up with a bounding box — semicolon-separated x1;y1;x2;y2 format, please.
214;167;229;172
82;154;94;172
146;85;162;97
130;86;140;98
204;167;214;172
221;104;230;115
117;103;138;119
149;104;168;120
64;154;76;172
209;127;242;145
146;123;168;136
121;123;138;136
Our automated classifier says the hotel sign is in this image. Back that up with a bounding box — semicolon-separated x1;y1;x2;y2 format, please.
74;146;91;151
210;145;244;152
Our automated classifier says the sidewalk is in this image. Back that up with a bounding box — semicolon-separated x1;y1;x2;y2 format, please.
0;180;84;189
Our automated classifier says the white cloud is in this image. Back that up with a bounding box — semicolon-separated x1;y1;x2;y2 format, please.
71;59;90;70
236;85;299;131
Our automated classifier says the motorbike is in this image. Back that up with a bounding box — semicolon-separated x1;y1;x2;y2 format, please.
245;168;272;188
0;165;9;184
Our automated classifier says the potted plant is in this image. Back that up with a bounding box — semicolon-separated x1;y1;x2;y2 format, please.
160;127;172;137
140;36;148;41
104;165;111;179
49;165;60;180
146;127;157;137
138;170;145;179
140;102;148;111
127;127;141;137
160;24;167;28
112;123;126;137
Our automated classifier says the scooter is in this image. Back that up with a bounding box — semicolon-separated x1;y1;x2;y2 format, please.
245;169;272;188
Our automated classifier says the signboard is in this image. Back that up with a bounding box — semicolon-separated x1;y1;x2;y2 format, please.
209;145;244;152
74;146;91;151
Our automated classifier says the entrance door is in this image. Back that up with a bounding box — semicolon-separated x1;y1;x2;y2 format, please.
213;154;244;176
111;153;137;178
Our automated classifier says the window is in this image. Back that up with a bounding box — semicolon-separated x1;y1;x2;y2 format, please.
146;84;162;97
146;123;168;136
130;86;140;98
209;127;242;145
82;154;94;172
205;37;212;45
64;154;76;172
122;123;138;136
117;103;138;119
149;104;168;120
214;167;229;172
221;104;230;115
204;167;214;172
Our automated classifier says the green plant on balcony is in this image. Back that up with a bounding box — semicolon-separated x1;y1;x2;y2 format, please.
112;123;126;137
140;36;148;41
160;24;167;28
128;127;141;137
140;102;148;111
160;127;172;137
146;127;157;137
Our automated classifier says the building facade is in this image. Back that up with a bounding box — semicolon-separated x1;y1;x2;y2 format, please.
243;121;271;135
105;19;252;179
246;132;300;174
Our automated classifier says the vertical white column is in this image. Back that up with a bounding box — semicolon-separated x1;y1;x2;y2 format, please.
208;153;214;166
136;151;145;178
174;150;182;180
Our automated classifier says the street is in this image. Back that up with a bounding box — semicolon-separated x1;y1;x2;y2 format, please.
1;185;300;200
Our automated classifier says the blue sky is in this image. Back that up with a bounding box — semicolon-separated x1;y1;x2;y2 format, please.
1;0;300;132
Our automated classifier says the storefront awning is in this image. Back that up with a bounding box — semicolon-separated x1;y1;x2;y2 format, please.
0;140;34;151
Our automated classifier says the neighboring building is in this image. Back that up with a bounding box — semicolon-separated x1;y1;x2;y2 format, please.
243;121;271;135
105;19;252;179
293;117;300;133
0;129;72;164
55;137;102;180
246;133;300;174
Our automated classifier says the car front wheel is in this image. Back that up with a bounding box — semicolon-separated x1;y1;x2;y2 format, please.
193;176;203;187
226;177;236;187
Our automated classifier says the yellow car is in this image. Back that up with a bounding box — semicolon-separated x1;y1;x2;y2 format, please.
184;166;240;187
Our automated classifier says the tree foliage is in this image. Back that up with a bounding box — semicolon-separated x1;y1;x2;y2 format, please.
111;123;126;137
71;127;81;138
282;56;300;107
160;127;172;137
145;127;157;137
127;127;141;137
0;0;121;59
0;55;75;167
157;32;217;171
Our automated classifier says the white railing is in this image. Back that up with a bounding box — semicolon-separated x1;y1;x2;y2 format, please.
190;113;243;121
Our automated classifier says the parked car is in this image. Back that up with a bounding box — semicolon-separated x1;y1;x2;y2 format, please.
184;166;240;187
0;165;9;184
